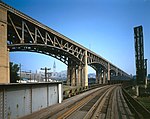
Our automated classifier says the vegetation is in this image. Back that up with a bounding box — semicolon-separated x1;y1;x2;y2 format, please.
126;87;137;96
125;84;150;111
10;62;20;83
137;97;150;111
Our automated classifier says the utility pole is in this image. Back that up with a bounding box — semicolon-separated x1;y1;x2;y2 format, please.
19;63;21;83
40;67;51;82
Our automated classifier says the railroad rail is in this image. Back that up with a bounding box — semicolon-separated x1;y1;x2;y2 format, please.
122;88;150;119
51;85;134;119
20;85;138;119
55;85;115;119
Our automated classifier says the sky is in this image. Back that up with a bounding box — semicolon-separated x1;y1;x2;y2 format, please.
3;0;150;75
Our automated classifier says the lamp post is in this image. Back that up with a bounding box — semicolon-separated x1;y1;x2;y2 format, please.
40;67;51;82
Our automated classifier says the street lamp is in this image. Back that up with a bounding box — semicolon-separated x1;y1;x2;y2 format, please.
40;67;51;82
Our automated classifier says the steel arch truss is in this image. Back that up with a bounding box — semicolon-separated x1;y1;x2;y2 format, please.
0;1;130;78
7;11;85;65
87;51;108;70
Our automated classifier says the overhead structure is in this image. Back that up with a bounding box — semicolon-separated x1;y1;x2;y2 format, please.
0;1;130;85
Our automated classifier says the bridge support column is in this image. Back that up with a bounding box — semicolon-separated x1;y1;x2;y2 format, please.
96;70;98;84
96;68;102;84
0;8;10;83
103;70;106;84
107;63;110;83
77;65;82;86
116;69;118;76
96;70;99;84
67;62;71;86
105;72;108;84
99;72;102;84
67;60;76;86
71;65;76;86
121;71;123;76
82;50;88;87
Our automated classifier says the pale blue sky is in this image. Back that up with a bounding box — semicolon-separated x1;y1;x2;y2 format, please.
3;0;150;75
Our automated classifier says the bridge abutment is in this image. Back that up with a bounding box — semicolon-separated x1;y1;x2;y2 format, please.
0;7;10;83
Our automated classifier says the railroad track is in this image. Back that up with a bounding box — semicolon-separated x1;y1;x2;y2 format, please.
20;85;137;119
86;86;134;119
48;85;114;119
48;85;135;119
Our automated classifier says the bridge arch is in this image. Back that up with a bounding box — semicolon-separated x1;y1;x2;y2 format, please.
7;11;86;66
8;44;83;66
0;2;129;85
110;69;116;77
88;62;108;84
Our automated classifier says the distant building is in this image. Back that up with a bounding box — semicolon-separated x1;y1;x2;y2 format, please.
58;70;67;80
19;71;45;82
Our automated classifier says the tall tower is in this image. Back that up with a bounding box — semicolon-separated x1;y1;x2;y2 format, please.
53;61;56;77
134;25;145;85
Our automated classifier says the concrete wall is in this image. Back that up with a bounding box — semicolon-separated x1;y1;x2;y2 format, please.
0;82;62;119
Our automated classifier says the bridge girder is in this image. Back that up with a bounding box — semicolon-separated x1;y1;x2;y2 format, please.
7;12;86;65
7;9;110;73
87;51;108;70
0;1;130;85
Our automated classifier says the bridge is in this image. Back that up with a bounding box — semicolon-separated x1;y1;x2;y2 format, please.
0;1;129;85
1;2;150;119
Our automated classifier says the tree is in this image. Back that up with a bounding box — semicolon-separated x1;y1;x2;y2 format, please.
10;62;20;83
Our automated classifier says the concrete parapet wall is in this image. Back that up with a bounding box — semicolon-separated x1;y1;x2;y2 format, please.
0;82;62;119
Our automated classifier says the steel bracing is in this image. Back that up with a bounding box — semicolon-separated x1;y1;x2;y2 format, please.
0;1;130;85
